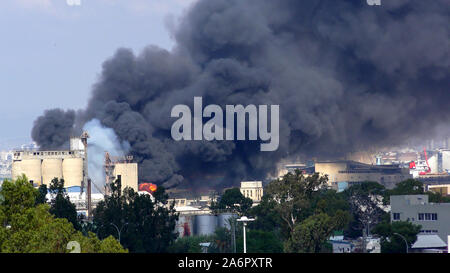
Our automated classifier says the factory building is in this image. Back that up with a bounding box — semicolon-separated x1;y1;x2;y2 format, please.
240;181;263;204
11;136;87;187
315;160;412;190
112;162;138;193
10;134;139;219
104;152;138;195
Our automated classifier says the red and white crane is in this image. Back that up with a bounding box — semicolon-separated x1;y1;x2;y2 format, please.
419;148;432;175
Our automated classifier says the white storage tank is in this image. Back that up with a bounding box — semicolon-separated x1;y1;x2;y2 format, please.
20;159;42;185
62;158;83;187
194;215;217;236
218;213;238;230
176;215;195;237
42;158;63;185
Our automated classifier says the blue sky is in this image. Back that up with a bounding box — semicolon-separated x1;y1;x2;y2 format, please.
0;0;195;150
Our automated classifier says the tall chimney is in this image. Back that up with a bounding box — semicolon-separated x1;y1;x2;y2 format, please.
80;131;90;218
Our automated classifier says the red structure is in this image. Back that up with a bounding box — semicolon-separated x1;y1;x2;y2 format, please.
183;222;191;237
419;148;432;175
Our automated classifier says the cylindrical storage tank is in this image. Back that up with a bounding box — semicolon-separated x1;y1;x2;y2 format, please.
62;158;83;188
11;161;23;181
20;159;42;185
194;215;217;236
42;159;63;185
176;215;194;237
218;213;238;230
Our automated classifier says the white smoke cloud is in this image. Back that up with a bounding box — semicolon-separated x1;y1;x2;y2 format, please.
83;119;130;193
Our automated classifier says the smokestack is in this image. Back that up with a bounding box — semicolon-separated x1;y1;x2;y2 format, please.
80;131;90;212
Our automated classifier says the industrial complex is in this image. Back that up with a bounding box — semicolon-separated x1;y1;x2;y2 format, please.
9;133;138;218
4;133;450;244
11;135;89;188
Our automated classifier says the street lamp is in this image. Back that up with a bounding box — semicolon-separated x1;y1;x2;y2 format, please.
110;222;128;244
199;242;211;253
393;232;408;253
236;216;255;253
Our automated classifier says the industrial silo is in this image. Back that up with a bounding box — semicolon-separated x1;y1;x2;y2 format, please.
194;215;217;236
62;158;83;188
20;159;42;185
218;213;238;230
42;158;63;185
11;160;23;181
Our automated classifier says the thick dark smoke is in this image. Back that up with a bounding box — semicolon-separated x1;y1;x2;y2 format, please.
32;109;76;150
32;0;450;189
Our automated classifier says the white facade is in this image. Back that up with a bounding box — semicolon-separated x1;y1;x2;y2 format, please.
240;181;263;203
11;150;85;187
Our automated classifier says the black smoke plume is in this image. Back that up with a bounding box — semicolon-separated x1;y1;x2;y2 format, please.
32;0;450;189
32;109;76;150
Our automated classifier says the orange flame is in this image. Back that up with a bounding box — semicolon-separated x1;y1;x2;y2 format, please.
139;183;158;193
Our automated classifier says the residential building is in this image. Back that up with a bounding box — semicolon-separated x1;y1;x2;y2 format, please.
390;195;450;242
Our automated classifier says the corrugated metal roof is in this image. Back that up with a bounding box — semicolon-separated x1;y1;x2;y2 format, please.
412;235;447;249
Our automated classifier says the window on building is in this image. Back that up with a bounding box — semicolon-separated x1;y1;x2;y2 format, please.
418;213;438;221
421;230;438;234
393;213;400;220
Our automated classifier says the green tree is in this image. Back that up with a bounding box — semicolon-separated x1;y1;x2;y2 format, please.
311;188;350;216
35;184;48;205
386;179;424;197
0;175;37;220
48;178;81;230
343;182;387;240
236;229;283;253
264;171;328;238
210;188;253;215
248;194;281;232
372;220;421;253
93;179;179;253
284;212;350;253
427;191;450;203
167;235;215;253
0;176;126;253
